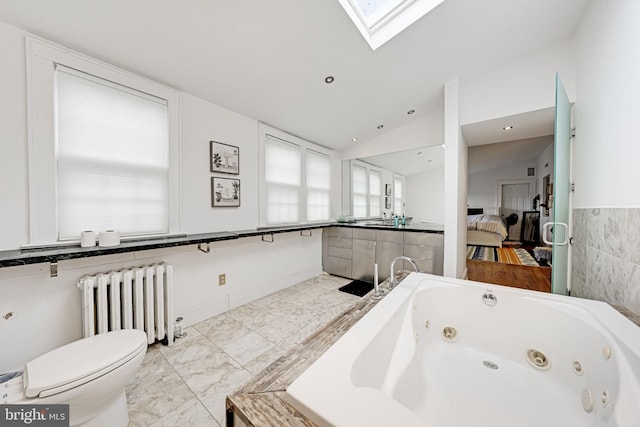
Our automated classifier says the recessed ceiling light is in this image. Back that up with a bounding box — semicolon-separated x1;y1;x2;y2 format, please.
427;159;432;163
503;125;513;130
441;144;445;148
324;76;335;84
407;109;415;115
352;137;358;142
377;125;384;129
417;151;423;155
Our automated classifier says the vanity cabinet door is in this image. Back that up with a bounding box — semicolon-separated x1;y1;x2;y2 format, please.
375;230;403;281
352;233;376;283
403;232;444;275
351;228;376;283
323;227;353;278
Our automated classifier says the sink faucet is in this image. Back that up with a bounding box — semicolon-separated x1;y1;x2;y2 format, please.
389;256;419;289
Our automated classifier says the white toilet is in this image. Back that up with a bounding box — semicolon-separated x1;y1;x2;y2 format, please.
2;329;147;427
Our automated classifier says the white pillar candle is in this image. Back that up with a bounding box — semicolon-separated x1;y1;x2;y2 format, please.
374;263;378;286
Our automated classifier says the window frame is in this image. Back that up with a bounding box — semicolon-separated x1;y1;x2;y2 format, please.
258;123;334;226
25;37;181;246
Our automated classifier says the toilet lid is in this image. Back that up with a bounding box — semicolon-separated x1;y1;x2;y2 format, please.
24;329;147;398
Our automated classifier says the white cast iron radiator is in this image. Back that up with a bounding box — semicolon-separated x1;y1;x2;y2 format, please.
77;263;174;346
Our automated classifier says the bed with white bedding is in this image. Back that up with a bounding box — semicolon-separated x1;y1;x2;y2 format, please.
467;213;508;247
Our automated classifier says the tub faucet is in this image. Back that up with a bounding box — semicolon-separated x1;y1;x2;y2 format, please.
389;256;419;289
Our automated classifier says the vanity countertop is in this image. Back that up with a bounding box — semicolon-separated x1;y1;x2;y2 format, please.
0;221;444;268
333;221;444;233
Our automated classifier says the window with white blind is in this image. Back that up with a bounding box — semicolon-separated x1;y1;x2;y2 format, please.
306;150;331;222
260;124;333;225
265;136;301;224
394;175;404;215
352;164;368;218
26;38;180;245
56;66;170;239
369;169;382;217
350;160;382;218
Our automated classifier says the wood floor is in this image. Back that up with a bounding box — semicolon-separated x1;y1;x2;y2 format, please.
466;259;551;293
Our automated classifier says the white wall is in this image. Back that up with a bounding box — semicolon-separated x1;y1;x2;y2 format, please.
569;0;640;314
573;0;640;209
179;94;259;232
341;109;444;160
468;156;540;211
0;22;325;373
443;78;468;279
468;157;538;241
460;36;577;126
405;166;444;224
0;23;29;251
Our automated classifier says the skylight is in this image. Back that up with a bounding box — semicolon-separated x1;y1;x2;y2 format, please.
339;0;446;50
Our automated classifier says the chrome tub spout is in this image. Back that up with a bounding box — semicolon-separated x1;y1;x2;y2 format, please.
389;256;419;289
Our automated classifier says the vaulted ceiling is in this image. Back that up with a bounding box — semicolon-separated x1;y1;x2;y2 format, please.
0;0;588;152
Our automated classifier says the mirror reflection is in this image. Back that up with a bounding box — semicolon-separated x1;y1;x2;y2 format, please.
341;144;445;225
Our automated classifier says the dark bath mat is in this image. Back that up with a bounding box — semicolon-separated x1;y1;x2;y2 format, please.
338;280;374;297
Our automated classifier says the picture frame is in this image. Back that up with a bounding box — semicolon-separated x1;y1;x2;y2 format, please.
210;141;239;175
385;196;392;209
211;177;240;207
385;183;392;196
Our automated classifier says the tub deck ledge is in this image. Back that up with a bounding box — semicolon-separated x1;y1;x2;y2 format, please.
226;274;409;426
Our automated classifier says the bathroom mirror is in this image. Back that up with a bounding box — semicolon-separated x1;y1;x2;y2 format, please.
341;144;445;224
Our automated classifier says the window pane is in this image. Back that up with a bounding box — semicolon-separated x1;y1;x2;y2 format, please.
369;170;381;217
266;136;300;185
56;66;169;239
306;150;330;190
352;165;368;218
394;177;403;214
266;184;299;223
307;189;330;222
265;135;301;224
306;150;331;221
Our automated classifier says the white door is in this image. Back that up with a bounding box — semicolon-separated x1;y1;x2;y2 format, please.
501;183;531;240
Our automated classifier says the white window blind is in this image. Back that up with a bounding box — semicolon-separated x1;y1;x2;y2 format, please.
306;150;331;222
369;169;381;217
394;176;403;214
55;65;170;240
265;135;301;224
352;164;368;218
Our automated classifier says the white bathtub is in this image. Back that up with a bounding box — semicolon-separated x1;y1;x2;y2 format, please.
286;273;640;427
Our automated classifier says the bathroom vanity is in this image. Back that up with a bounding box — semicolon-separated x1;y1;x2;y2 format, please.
322;223;444;282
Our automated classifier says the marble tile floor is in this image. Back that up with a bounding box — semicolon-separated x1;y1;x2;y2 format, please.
125;273;358;426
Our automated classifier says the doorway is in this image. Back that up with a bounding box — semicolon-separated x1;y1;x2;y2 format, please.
497;179;535;241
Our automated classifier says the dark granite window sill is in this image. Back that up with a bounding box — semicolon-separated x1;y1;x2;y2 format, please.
0;223;332;268
0;221;445;269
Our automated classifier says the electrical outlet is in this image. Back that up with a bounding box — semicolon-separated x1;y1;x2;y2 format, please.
218;273;226;286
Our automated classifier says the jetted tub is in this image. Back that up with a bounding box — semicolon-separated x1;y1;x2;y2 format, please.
286;273;640;427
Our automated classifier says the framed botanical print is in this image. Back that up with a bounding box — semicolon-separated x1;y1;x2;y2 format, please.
210;141;239;175
211;177;240;207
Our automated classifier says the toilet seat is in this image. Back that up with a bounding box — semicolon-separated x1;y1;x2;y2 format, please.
24;329;147;398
